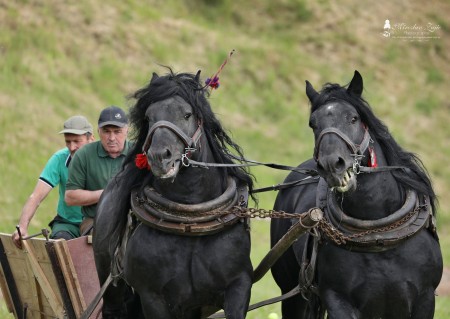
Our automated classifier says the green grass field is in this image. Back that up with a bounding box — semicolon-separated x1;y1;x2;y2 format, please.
1;0;449;318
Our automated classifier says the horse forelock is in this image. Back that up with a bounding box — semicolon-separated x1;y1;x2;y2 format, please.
311;82;436;211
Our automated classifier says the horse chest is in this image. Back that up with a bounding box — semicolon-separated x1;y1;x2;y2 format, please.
123;224;252;290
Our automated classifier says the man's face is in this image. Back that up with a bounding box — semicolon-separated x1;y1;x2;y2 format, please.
98;125;128;158
64;133;94;157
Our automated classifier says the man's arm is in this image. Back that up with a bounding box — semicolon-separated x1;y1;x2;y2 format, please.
12;180;52;248
65;189;103;206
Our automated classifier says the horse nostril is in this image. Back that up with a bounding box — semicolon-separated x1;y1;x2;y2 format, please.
165;149;172;159
335;157;345;172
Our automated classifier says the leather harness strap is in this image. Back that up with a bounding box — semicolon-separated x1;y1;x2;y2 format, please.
317;177;433;252
131;177;249;236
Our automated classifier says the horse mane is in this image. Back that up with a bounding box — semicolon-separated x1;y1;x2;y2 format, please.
117;67;256;201
310;82;437;213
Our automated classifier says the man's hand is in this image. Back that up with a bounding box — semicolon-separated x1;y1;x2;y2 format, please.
11;226;27;249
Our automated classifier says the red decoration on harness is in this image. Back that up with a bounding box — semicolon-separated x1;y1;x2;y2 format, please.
368;147;378;168
135;153;151;170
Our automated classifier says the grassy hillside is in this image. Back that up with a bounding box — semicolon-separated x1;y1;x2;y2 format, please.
1;0;449;318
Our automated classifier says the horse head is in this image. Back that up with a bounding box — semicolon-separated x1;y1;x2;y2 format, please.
126;68;254;203
306;71;372;192
128;70;207;181
142;94;202;180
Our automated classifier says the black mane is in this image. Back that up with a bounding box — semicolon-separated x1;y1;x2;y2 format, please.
120;68;255;199
311;82;437;213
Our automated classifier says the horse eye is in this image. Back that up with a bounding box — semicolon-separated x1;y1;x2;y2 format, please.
184;112;192;120
351;116;358;124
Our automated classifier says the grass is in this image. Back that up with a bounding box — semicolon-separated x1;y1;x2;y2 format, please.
1;0;450;317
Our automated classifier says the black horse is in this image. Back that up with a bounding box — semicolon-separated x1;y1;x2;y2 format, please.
93;70;255;319
270;71;443;319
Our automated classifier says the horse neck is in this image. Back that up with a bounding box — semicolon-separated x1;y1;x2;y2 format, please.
334;140;406;220
152;142;227;204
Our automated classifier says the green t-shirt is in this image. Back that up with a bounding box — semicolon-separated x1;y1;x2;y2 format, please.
66;140;131;218
39;148;83;224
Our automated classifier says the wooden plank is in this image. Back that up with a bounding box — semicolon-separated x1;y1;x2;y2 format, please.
46;241;77;319
21;239;66;318
0;238;22;318
0;233;103;319
0;233;68;319
53;239;85;317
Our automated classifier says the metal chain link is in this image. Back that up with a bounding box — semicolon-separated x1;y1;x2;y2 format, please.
138;194;426;246
136;194;304;220
317;204;425;245
205;206;307;219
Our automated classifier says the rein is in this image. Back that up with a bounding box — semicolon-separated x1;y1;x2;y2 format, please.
181;155;319;176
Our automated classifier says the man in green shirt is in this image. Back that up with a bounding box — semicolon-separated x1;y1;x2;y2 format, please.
66;106;130;235
12;115;94;248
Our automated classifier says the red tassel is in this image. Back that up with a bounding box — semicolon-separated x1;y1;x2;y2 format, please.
368;147;378;168
135;153;151;170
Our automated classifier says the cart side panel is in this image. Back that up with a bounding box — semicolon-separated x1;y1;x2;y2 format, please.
0;233;63;319
65;236;102;319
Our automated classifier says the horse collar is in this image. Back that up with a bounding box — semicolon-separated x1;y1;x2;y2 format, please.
316;178;434;252
130;177;249;236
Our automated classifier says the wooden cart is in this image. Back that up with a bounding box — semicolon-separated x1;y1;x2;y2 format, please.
0;233;102;319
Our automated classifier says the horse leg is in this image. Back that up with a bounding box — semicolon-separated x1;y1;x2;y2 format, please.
101;281;129;319
223;275;252;319
323;290;358;319
280;294;321;319
410;289;435;319
138;291;174;319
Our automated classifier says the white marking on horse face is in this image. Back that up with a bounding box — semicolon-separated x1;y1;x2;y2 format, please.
325;103;338;112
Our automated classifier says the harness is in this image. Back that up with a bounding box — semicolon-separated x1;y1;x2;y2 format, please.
314;125;371;164
298;123;437;299
130;177;249;236
142;120;203;155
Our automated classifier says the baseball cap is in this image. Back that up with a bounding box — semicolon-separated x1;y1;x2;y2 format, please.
98;106;128;128
59;115;93;135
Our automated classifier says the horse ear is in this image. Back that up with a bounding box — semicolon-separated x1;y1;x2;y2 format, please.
195;70;201;83
347;70;363;96
150;72;159;84
305;80;319;104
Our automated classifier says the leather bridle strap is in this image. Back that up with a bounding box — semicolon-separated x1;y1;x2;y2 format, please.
142;120;202;153
314;126;371;161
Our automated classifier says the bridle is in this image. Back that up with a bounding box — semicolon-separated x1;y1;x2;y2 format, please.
313;125;372;174
313;124;412;176
142;120;203;160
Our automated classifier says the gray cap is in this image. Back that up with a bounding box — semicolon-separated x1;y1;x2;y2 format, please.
98;106;128;128
59;115;93;135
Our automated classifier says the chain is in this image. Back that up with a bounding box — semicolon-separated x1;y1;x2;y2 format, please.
318;204;426;245
136;193;304;220
204;206;306;219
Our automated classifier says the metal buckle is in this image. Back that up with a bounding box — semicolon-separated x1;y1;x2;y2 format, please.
353;160;361;175
181;154;190;167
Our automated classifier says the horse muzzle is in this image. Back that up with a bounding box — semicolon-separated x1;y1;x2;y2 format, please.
147;138;183;180
317;154;357;193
